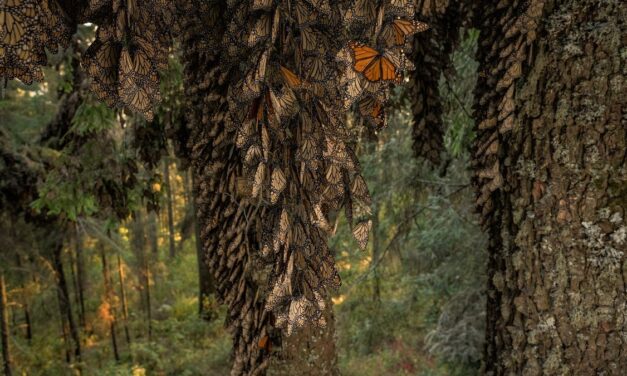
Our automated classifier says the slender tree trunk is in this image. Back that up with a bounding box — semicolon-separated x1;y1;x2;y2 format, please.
22;304;32;344
13;255;32;343
74;227;87;329
371;207;381;303
163;158;177;259
148;211;159;258
51;238;81;361
67;244;82;330
474;0;627;374
99;245;120;362
56;291;71;363
132;211;152;339
116;253;131;346
0;274;13;376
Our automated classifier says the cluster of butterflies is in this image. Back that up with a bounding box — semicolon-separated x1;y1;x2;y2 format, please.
218;0;428;334
0;0;173;121
81;0;172;121
0;0;72;84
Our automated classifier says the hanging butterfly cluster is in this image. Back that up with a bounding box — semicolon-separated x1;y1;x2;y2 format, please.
219;0;427;334
406;0;467;165
0;0;172;121
80;0;172;120
0;0;72;84
473;0;545;225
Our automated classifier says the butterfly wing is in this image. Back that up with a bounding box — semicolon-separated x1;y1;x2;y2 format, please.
349;42;379;73
392;19;429;45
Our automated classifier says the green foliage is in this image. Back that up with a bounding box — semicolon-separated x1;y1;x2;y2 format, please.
70;102;117;136
31;170;99;220
441;29;479;158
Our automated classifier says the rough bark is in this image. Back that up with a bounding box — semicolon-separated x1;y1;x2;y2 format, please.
474;0;627;374
179;2;338;374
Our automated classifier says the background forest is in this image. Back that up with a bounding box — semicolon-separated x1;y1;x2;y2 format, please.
0;28;485;375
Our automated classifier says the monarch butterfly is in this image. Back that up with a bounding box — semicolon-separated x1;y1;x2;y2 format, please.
351;175;371;205
247;91;272;122
270;167;287;204
381;18;429;47
325;163;342;184
252;162;266;198
269;86;298;122
387;0;415;16
83;34;121;106
348;41;402;83
358;95;385;128
278;209;289;245
258;335;272;352
279;65;303;88
345;0;377;23
352;220;372;250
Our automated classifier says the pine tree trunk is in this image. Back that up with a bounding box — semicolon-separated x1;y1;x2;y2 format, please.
148;211;159;258
99;244;120;362
13;255;32;343
132;211;152;339
116;253;131;346
51;237;81;361
163;158;177;259
74;226;87;329
67;244;82;330
179;2;338;373
0;274;13;376
371;207;381;303
474;0;627;374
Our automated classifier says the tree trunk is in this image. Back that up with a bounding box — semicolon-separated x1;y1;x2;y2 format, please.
67;243;82;330
163;158;177;259
148;211;159;258
132;211;152;339
13;255;32;343
371;206;381;303
191;173;215;321
474;0;627;374
99;244;120;362
51;237;81;361
116;253;131;346
0;274;13;376
179;2;338;373
74;226;87;330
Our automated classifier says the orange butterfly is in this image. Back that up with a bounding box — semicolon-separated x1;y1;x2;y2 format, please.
348;42;401;83
258;335;272;352
279;65;304;88
382;19;429;46
359;96;385;128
